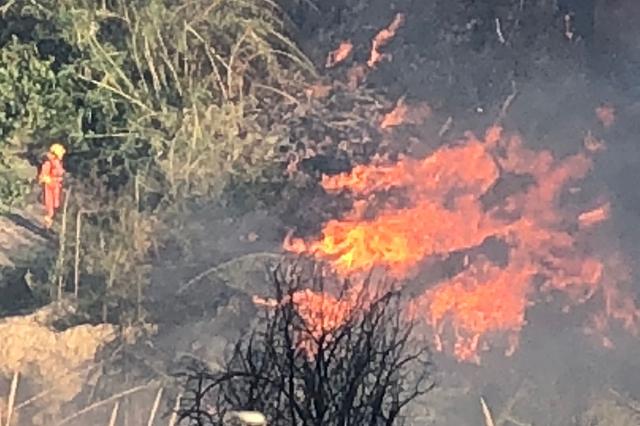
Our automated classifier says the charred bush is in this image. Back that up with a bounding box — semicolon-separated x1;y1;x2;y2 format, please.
174;262;434;425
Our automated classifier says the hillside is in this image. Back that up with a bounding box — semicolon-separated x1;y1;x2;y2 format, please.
2;0;640;425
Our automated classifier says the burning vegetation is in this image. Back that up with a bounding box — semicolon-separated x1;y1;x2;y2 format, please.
179;263;433;425
5;0;640;424
284;125;640;364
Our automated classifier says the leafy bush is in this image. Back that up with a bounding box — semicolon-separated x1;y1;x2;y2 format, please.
0;0;320;322
0;0;396;325
0;36;77;206
51;0;315;200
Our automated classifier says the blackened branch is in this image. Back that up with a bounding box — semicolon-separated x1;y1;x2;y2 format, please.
174;261;435;425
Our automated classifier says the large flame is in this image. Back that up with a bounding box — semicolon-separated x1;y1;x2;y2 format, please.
282;125;640;363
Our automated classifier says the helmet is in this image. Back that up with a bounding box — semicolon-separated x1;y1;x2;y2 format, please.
49;143;66;159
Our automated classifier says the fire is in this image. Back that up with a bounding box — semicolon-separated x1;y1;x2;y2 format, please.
367;13;405;68
578;203;610;228
410;260;534;364
325;40;353;68
380;96;432;130
253;287;364;358
284;127;504;276
284;125;640;363
321;13;405;92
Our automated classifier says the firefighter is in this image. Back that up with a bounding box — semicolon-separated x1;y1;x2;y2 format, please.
38;143;66;229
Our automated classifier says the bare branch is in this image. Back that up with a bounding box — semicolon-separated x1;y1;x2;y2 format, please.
174;261;434;425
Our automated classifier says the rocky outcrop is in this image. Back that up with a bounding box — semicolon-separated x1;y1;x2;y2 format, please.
0;207;53;315
0;301;116;424
0;207;50;269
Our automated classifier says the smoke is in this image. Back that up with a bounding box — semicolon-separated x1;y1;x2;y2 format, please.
277;0;640;424
16;1;637;425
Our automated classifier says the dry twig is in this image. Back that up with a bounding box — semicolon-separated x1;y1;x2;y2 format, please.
3;371;19;426
146;387;163;426
501;415;532;426
107;401;119;426
54;381;157;426
496;81;518;125
0;0;16;16
167;393;182;426
56;189;72;300
496;380;534;426
609;388;640;413
481;397;496;426
438;116;453;137
14;363;103;413
495;18;506;44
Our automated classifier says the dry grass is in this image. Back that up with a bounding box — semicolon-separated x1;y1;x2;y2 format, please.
0;371;19;426
1;376;177;426
480;397;495;426
106;402;119;426
146;387;163;426
167;393;182;426
53;382;152;425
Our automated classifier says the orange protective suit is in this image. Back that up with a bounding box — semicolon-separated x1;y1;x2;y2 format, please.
38;150;65;228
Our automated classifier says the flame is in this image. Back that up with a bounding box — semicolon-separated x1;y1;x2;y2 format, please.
578;203;610;228
285;126;504;276
253;288;363;358
367;13;405;68
410;259;534;364
326;40;353;68
284;125;640;362
380;97;432;130
323;13;405;92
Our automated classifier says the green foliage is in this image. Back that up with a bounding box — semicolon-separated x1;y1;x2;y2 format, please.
77;193;159;323
0;157;32;208
0;36;77;206
3;0;316;199
1;0;321;323
0;38;68;138
50;0;315;200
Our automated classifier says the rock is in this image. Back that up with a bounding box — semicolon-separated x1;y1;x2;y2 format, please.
0;301;117;422
0;208;51;269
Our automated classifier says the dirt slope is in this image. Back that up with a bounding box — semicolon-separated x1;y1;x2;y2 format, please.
0;301;116;425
